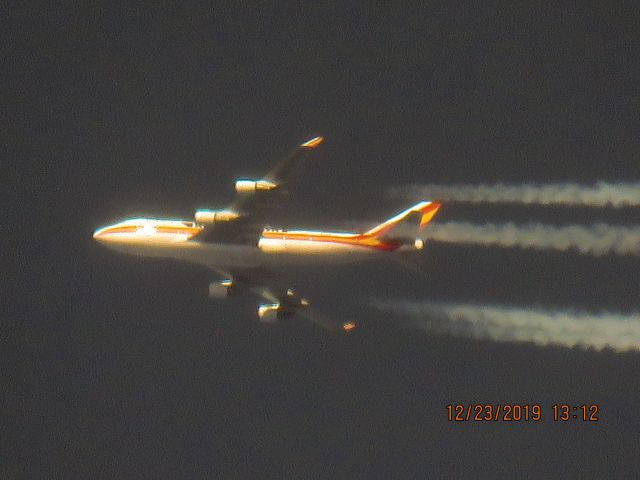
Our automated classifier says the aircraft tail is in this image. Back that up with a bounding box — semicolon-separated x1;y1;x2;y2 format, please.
363;201;441;239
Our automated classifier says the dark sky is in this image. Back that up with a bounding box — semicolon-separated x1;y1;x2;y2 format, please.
5;3;640;478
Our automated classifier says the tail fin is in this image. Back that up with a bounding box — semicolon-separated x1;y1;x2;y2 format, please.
363;201;441;239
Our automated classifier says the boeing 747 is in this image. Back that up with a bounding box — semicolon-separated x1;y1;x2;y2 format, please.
93;136;441;330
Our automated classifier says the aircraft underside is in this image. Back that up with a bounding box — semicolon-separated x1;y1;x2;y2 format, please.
100;240;383;271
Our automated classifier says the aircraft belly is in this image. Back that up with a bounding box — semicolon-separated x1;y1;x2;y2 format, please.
99;239;380;270
100;241;263;269
259;240;380;266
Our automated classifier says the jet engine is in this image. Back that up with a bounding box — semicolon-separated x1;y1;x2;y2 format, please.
257;303;279;322
257;303;293;322
382;236;426;251
235;179;278;193
195;209;240;223
208;279;237;298
257;291;309;322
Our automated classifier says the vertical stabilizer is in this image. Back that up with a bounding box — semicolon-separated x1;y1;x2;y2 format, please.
363;201;441;238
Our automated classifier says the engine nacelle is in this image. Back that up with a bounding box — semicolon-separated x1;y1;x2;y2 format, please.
383;236;425;251
208;279;236;299
195;209;240;224
235;179;278;193
257;303;281;322
257;302;299;322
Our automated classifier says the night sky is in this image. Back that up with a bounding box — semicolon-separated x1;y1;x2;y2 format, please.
6;3;640;478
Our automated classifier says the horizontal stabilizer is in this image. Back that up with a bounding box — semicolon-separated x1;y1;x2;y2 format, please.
300;136;324;148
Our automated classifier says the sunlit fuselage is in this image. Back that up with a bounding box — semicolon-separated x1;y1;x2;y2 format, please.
92;218;409;270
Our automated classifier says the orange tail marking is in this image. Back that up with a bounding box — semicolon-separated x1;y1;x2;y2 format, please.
418;201;441;230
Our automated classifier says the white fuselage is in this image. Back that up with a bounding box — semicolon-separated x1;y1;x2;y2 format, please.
92;219;395;271
100;241;382;270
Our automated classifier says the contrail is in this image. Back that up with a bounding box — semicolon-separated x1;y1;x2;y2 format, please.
388;181;640;208
375;300;640;352
334;220;640;257
423;222;640;257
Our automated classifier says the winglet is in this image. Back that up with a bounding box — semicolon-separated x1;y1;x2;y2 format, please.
300;136;324;148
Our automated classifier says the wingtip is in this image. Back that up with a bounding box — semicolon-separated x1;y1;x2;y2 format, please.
342;322;356;332
300;136;324;148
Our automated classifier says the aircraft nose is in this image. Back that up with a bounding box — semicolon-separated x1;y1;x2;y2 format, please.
93;227;107;241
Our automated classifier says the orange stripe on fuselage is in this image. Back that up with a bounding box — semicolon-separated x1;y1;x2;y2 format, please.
100;225;203;237
261;230;400;251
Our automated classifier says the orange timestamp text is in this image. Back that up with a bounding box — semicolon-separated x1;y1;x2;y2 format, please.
447;404;600;422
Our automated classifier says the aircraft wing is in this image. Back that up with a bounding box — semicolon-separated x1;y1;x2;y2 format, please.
195;136;324;245
211;266;353;332
251;285;352;332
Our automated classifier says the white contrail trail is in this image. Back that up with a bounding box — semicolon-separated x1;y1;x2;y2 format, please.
388;181;640;208
336;220;640;257
375;301;640;352
423;222;640;256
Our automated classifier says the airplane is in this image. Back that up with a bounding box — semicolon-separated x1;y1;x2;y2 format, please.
93;136;441;331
